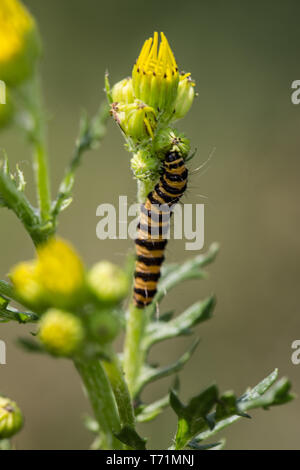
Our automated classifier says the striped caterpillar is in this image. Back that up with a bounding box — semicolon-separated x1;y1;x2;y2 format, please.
134;151;188;308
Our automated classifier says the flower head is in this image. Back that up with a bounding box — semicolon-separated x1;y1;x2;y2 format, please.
10;260;44;307
0;396;23;439
36;238;85;306
38;309;84;357
0;0;41;85
132;32;179;117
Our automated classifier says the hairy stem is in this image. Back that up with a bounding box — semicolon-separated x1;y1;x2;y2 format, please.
28;73;52;223
102;350;135;428
74;358;123;450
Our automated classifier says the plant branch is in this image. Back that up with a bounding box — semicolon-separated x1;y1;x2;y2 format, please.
52;100;109;218
74;357;123;450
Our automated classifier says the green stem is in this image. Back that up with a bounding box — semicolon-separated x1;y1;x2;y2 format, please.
30;74;51;223
74;358;123;450
33;139;51;223
0;167;52;245
102;350;135;428
123;303;147;398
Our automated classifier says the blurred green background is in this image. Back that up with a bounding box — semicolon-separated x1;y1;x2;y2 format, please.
1;0;300;450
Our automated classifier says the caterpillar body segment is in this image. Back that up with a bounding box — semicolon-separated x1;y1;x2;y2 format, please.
134;151;188;308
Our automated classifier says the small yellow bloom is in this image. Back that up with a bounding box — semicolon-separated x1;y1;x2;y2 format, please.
0;0;40;85
0;396;23;439
39;309;84;357
36;238;85;305
10;260;44;307
132;32;179;117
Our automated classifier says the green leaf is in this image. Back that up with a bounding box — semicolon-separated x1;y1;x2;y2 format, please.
194;370;294;444
115;425;147;450
144;297;215;351
135;340;199;396
171;384;219;449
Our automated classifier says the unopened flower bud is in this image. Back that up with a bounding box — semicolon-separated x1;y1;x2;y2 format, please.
0;0;41;86
172;73;195;121
154;127;190;158
111;100;156;141
88;261;128;304
132;32;179;119
38;309;84;357
111;77;134;104
89;311;120;344
0;396;23;439
131;149;160;181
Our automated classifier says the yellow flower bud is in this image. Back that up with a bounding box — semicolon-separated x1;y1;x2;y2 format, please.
36;238;85;308
88;261;128;304
10;260;44;307
38;309;84;357
0;396;23;439
111;100;156;141
111;77;134;104
172;73;195;121
132;32;179;119
0;0;41;86
131;149;160;182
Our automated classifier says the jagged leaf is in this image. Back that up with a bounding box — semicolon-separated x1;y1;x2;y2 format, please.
194;370;294;444
135;340;199;397
115;425;147;450
16;164;26;192
144;297;215;351
171;384;219;449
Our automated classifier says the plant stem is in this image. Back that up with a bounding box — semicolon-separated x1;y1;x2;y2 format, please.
123;303;147;398
29;74;52;223
102;350;135;428
0;167;52;245
74;358;123;450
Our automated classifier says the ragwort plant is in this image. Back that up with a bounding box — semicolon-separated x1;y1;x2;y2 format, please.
0;0;294;450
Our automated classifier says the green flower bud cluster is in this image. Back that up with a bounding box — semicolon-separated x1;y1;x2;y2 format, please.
10;238;129;358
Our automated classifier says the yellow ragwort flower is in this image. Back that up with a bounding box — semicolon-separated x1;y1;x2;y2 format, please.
38;309;84;357
36;238;85;304
132;32;179;117
0;0;40;85
10;260;44;307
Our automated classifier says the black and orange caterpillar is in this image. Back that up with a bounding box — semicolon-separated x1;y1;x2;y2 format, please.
134;151;188;308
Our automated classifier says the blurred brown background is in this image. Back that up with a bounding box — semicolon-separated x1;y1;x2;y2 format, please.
0;0;300;450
